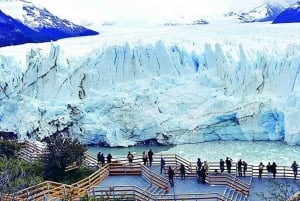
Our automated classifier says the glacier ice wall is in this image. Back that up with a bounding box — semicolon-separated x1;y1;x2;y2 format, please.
0;39;300;146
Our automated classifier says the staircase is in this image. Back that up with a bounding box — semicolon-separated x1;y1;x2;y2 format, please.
18;140;44;162
223;187;249;201
142;184;166;200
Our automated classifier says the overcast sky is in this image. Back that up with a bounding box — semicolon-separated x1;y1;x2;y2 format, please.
31;0;296;25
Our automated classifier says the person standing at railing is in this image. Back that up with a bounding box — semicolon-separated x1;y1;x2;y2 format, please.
142;151;148;165
179;163;186;180
204;161;209;173
237;159;243;177
226;157;232;174
220;159;225;173
267;162;272;178
148;149;154;166
258;162;265;179
97;151;101;166
107;153;112;163
100;153;105;167
291;161;299;179
160;156;166;174
271;162;277;179
127;151;134;163
199;166;207;184
168;166;175;187
197;158;202;170
242;161;247;177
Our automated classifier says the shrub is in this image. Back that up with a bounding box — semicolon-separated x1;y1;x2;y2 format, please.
0;140;20;158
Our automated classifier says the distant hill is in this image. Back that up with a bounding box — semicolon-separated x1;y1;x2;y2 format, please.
225;3;285;23
0;0;98;47
272;1;300;23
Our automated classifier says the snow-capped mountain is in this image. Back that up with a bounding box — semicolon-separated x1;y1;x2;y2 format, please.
272;1;300;23
0;10;46;47
225;3;285;23
0;0;98;47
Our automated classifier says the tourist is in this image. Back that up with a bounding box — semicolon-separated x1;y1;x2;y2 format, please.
199;166;207;184
204;160;209;173
271;162;277;179
148;149;154;166
160;156;166;174
258;162;264;179
291;161;299;179
237;159;243;177
107;153;112;163
197;167;201;183
242;161;247;177
97;151;101;165
100;153;105;166
220;159;225;173
266;162;272;178
168;166;175;187
197;158;202;170
226;157;232;174
179;163;186;180
142;151;148;165
127;151;134;163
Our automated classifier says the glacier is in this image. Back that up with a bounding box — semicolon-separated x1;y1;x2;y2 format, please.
0;24;300;146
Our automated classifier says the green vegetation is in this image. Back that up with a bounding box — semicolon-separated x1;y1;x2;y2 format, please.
0;157;43;196
42;133;88;183
0;134;94;197
0;140;20;158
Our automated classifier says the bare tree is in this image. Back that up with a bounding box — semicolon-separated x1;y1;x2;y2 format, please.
256;179;300;201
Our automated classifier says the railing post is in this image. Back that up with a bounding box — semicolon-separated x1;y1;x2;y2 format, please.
63;185;66;198
284;166;285;178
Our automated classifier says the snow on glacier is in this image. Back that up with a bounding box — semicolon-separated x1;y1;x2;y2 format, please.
0;23;300;146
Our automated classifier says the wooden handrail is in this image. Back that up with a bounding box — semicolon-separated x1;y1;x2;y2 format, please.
140;164;169;192
88;185;234;201
207;173;250;195
6;142;300;201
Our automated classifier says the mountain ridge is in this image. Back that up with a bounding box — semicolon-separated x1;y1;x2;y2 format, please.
272;1;300;23
224;3;286;23
0;0;98;47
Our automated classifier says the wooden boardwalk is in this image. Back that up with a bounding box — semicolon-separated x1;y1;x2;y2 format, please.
2;140;299;201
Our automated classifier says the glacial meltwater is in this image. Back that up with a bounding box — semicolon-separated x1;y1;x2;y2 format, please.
88;141;300;166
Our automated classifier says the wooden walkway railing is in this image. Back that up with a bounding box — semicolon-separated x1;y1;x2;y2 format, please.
208;173;250;195
3;165;110;201
87;185;233;201
3;140;300;201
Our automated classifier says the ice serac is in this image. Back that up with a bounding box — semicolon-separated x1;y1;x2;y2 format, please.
0;39;300;146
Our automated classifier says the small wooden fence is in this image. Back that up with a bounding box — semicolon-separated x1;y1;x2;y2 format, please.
2;165;110;200
87;185;233;201
208;173;250;195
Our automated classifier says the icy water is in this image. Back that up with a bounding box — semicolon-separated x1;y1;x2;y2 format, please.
88;141;300;166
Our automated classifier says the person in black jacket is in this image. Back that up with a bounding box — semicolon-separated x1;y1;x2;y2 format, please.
237;159;243;177
148;149;154;166
271;162;277;179
179;163;186;180
220;159;225;173
168;166;175;187
107;153;112;163
242;161;247;177
226;157;232;174
199;166;207;184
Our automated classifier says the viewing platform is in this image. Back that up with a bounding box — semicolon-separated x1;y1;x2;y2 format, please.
2;140;299;201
